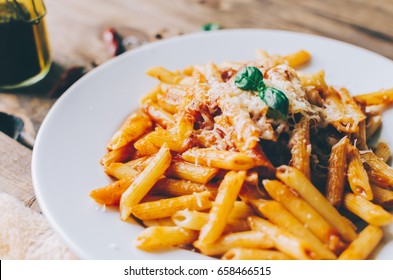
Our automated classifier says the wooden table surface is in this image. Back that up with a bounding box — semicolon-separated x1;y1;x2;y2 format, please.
1;0;393;208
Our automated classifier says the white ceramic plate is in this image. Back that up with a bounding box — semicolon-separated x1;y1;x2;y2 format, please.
32;29;393;260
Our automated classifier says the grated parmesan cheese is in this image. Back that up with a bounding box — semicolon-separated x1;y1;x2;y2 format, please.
186;59;325;147
264;65;317;115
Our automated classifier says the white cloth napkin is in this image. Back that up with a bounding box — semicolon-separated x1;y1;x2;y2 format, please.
0;192;77;259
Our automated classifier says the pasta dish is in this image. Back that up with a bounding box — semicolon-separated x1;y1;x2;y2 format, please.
89;50;393;260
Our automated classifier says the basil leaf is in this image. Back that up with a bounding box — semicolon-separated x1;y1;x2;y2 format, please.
259;87;289;119
201;23;221;31
234;66;289;119
234;66;265;91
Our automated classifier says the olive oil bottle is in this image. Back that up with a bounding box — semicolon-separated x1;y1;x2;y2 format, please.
0;0;50;89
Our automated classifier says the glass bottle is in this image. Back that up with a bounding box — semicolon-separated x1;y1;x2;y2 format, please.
0;0;51;89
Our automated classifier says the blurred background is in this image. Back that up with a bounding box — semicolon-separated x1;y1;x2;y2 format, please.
1;0;392;135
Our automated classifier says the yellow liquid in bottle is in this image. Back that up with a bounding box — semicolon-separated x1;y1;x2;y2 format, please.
0;2;51;89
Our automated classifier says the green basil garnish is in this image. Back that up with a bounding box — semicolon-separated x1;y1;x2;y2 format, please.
259;87;289;120
201;23;221;31
234;66;289;119
234;66;265;91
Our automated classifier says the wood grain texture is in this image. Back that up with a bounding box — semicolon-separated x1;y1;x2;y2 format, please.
44;0;393;65
0;132;40;212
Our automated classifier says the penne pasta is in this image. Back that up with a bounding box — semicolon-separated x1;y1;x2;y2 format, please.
104;162;139;179
322;87;365;133
165;157;218;184
135;226;198;251
141;101;174;129
325;136;349;207
230;201;255;219
351;120;368;150
276;165;357;242
343;193;393;226
347;144;373;200
263;179;344;253
304;87;324;107
171;209;249;232
172;201;253;229
100;144;134;166
151;178;207;197
222;221;250;234
354;88;393;106
139;84;161;105
322;88;350;131
337;88;366;129
284;50;311;68
298;70;328;93
90;177;134;205
134;135;160;156
175;108;195;140
182;148;254;170
361;151;393;188
157;84;185;114
255;49;285;65
142;127;193;153
124;156;152;171
244;145;275;176
119;144;172;220
338;225;383;260
196;171;246;246
248;216;314;260
146;66;183;84
171;200;253;231
250;199;336;259
197;230;274;257
171;210;207;230
371;184;393;209
131;191;212;220
143;217;176;227
289;116;311;179
107;113;152;150
373;141;391;163
140;194;168;203
213;114;275;174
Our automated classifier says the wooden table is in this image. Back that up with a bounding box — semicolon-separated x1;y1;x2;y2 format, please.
0;0;392;245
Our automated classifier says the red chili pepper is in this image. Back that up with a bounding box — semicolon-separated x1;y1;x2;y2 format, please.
49;66;86;98
102;27;125;57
